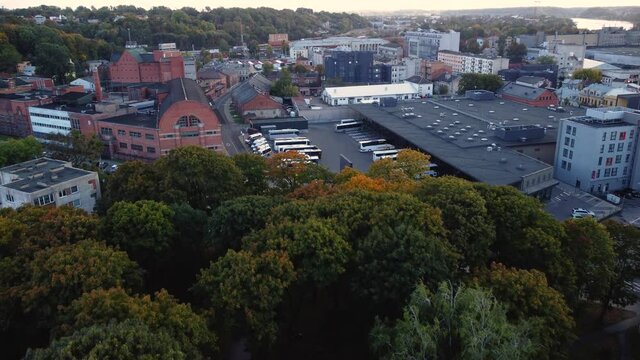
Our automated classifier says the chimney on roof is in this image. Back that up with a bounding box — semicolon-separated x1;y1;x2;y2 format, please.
93;69;103;102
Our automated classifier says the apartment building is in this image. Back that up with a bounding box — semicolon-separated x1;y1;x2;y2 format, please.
554;107;640;193
437;51;509;75
0;158;100;213
404;30;460;60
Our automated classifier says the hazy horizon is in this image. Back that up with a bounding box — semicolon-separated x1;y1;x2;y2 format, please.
3;0;640;13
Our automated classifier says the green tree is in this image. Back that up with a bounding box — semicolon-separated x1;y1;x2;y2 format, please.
457;73;504;94
232;153;268;195
33;43;72;83
563;219;615;305
97;160;162;214
21;239;141;325
415;177;495;269
45;130;102;168
57;287;217;359
100;200;175;266
156;146;245;211
0;136;42;167
265;151;334;194
368;149;432;182
292;64;308;74
208;195;284;253
437;84;449;95
601;221;640;313
536;55;557;65
572;68;603;83
506;42;527;63
193;249;296;343
371;282;535;360
270;68;299;98
262;62;274;75
0;43;21;73
478;263;575;359
25;319;186;360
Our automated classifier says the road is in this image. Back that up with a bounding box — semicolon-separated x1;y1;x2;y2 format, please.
211;86;249;156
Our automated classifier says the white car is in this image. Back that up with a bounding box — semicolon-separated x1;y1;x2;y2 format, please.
572;208;595;218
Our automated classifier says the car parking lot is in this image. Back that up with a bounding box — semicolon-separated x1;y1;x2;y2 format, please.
545;182;621;221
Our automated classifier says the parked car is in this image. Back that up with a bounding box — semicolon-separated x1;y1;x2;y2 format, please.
572;208;595;218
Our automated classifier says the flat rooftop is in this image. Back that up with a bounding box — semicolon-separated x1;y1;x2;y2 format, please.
350;98;576;185
587;47;640;57
1;158;94;194
32;103;100;115
100;112;159;129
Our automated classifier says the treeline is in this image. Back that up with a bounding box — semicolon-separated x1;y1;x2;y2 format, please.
1;6;369;54
1;147;639;359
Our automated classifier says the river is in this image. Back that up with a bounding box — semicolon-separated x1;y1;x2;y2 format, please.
571;18;634;30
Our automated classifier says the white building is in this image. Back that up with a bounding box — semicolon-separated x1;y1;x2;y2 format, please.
289;37;388;59
554;107;640;194
404;30;460;60
0;158;101;213
70;77;96;92
34;15;46;25
437;51;509;75
321;82;420;106
183;57;197;80
28;105;77;139
405;76;434;97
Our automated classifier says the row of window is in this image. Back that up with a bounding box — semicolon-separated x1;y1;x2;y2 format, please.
565;125;577;136
599;142;633;153
32;122;71;131
100;127;155;140
30;112;70;121
159;130;218;139
560;160;572;171
33;193;54;206
58;185;78;198
598;155;631;166
592;167;628;179
602;130;633;142
119;142;156;153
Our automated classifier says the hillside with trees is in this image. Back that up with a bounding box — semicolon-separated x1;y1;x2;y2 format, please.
1;146;639;359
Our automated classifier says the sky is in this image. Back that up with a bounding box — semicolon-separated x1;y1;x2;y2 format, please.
3;0;640;13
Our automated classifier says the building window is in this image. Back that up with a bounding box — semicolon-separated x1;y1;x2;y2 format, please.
600;145;605;154
563;149;568;157
602;132;607;141
567;162;572;171
131;144;143;151
597;169;601;178
145;133;155;140
71;119;81;130
561;160;567;169
181;131;199;137
118;129;126;136
100;127;113;135
147;147;156;153
609;144;615;153
176;115;202;127
58;185;79;198
605;168;611;177
33;193;54;206
624;167;628;176
628;142;633;151
626;154;631;163
631;130;635;139
569;150;573;159
67;198;81;208
592;170;596;179
620;132;627;140
615;155;622;164
611;131;617;140
572;127;577;136
130;131;141;138
161;134;175;139
618;143;624;152
564;137;570;146
119;142;127;149
566;125;571;134
612;168;618;177
598;157;603;166
570;139;575;148
606;157;613;166
5;193;14;202
205;130;217;135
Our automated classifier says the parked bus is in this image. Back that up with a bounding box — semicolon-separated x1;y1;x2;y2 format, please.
268;128;300;140
273;137;311;152
339;119;357;124
372;149;399;161
245;132;263;144
335;121;363;133
359;139;393;152
294;147;323;159
254;144;272;157
277;144;318;153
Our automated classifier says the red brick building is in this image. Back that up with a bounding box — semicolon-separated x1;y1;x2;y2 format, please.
499;82;559;108
0;93;52;137
108;49;185;86
98;78;222;160
197;68;229;99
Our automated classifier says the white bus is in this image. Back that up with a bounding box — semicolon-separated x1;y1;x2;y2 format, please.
372;149;399;161
335;121;363;133
304;155;320;163
245;132;263;144
250;138;268;148
294;147;322;159
273;137;311;152
339;119;357;124
278;144;318;153
359;139;393;152
268;128;300;140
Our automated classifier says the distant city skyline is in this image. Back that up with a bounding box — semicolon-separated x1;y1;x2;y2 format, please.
3;0;640;13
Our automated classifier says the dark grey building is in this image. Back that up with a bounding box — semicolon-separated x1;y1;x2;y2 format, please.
498;64;559;88
324;51;383;84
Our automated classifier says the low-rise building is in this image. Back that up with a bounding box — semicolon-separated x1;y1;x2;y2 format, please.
499;80;559;108
231;74;282;120
0;158;100;213
377;43;404;61
437;51;509;75
554;107;640;194
404;76;434;97
322;82;420;106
